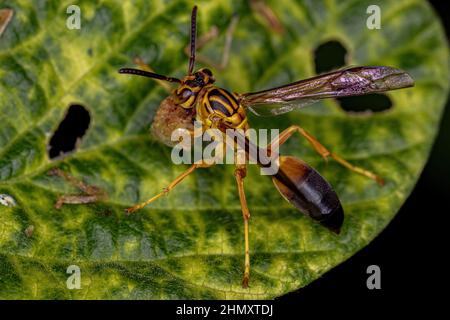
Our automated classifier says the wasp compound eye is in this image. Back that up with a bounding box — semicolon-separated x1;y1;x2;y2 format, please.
182;89;193;99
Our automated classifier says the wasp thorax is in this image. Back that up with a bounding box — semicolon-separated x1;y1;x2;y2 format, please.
175;68;215;108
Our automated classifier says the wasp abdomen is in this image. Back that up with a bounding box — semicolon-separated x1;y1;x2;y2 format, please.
272;156;344;234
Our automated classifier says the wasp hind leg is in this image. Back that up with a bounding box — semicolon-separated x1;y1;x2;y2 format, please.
234;164;251;288
125;161;213;214
270;125;385;185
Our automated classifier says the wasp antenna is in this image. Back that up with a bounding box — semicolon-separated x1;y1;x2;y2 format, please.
118;68;181;83
188;5;198;75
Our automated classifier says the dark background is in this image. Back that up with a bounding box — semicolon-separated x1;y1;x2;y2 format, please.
278;0;450;309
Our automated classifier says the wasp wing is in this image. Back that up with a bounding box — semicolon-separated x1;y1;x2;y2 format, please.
239;66;414;116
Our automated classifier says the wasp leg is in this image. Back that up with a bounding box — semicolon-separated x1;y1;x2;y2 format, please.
132;57;173;93
183;15;239;71
234;164;251;288
269;125;385;185
125;161;212;215
48;168;107;209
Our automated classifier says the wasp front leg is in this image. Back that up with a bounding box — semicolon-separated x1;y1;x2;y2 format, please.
234;163;251;288
125;161;213;214
269;125;385;185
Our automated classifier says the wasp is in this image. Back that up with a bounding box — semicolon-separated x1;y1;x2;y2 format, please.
118;6;414;288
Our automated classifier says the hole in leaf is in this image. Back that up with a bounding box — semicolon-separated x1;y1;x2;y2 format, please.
337;94;393;113
48;104;90;159
314;40;347;74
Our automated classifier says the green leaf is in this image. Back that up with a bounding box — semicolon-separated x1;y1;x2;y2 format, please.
0;0;448;299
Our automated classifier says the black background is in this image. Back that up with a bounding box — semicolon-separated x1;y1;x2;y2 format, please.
278;0;450;309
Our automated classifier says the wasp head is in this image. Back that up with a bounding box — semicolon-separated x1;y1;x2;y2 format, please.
175;68;215;108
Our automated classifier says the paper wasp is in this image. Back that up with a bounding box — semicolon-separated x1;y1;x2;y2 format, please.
118;6;414;288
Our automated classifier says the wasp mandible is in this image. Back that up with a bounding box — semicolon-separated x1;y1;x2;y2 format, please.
119;6;414;288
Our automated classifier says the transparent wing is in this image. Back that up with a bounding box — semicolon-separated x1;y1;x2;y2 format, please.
239;66;414;116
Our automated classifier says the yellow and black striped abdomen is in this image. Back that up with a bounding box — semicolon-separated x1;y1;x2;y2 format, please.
197;86;247;130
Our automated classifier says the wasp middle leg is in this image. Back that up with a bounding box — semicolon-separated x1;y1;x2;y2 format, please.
269;125;385;185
